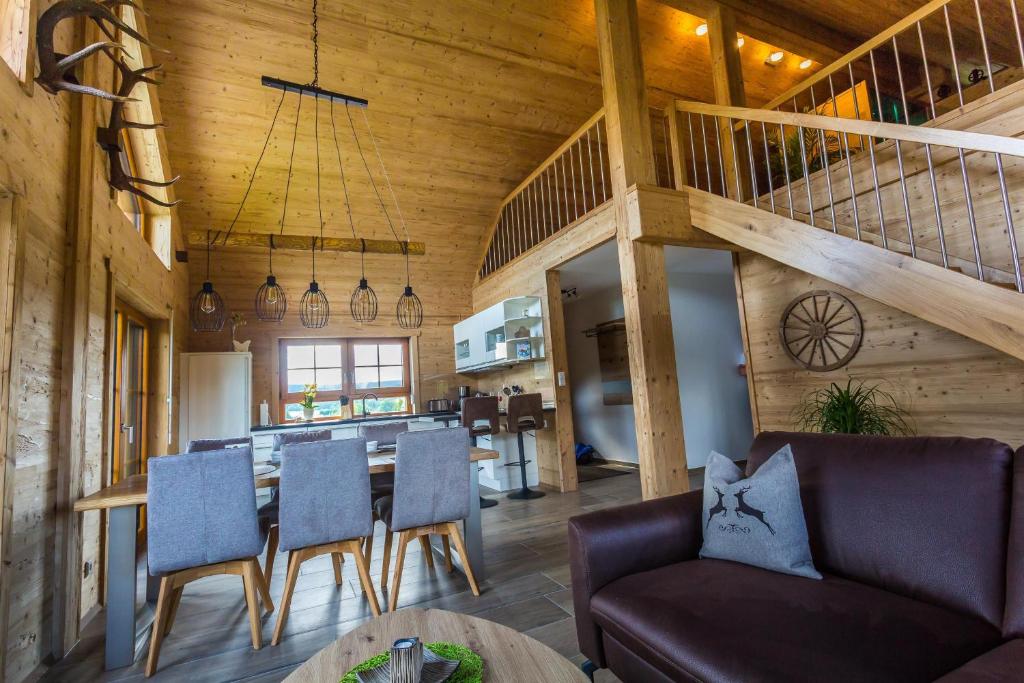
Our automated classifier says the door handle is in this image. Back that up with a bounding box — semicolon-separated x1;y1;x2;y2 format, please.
121;423;134;444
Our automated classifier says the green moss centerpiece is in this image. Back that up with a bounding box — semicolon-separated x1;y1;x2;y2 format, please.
341;641;483;683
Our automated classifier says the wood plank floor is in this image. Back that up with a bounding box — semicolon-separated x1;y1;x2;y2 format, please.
43;473;659;682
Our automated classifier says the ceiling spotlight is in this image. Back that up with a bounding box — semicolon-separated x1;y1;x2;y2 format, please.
799;58;813;70
736;36;745;47
767;50;784;64
696;23;708;36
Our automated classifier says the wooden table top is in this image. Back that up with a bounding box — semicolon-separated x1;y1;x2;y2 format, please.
284;608;588;683
74;447;498;512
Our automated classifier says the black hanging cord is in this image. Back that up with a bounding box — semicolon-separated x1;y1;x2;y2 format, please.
360;106;413;286
314;97;324;248
223;89;287;242
311;236;317;280
268;234;275;274
330;99;361;274
206;229;212;278
279;93;303;234
309;0;320;88
346;102;402;246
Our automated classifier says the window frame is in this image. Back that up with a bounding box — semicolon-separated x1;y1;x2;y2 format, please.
278;337;412;423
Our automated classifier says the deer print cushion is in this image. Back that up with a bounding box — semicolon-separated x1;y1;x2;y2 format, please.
699;445;822;579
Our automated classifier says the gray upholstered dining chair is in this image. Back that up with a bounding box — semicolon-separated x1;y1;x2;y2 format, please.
261;428;334;584
186;436;253;453
374;427;480;611
145;447;272;677
271;438;381;645
357;422;409;561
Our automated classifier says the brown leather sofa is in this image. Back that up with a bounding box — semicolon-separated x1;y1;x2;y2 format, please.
569;432;1024;682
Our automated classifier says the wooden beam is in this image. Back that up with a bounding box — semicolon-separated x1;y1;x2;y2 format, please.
596;0;689;500
53;16;96;658
706;4;747;200
625;184;737;250
657;0;858;66
187;231;426;255
0;191;26;680
685;187;1024;362
542;270;578;493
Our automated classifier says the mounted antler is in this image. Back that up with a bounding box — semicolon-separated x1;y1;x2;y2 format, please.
96;56;180;207
35;0;154;101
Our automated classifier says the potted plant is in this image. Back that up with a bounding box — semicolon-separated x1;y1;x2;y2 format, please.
301;383;317;421
230;312;250;352
794;379;912;435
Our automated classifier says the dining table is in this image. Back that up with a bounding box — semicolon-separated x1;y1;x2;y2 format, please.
73;445;499;670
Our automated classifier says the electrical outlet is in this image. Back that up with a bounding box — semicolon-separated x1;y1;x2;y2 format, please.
557;371;566;387
83;561;93;578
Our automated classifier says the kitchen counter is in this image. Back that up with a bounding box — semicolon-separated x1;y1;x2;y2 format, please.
251;410;459;433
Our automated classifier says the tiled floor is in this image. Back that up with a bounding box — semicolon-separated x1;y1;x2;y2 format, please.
43;472;659;682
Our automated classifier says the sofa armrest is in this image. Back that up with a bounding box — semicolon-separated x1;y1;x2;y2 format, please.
933;640;1024;682
568;490;704;666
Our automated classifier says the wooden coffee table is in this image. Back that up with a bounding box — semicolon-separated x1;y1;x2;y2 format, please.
285;608;589;682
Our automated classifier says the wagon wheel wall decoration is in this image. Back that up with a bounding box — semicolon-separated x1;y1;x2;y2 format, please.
779;290;863;371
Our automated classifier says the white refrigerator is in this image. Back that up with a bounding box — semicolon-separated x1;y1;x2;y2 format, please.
179;352;252;446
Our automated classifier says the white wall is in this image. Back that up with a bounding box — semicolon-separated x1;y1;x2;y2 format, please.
564;286;639;463
562;249;753;469
668;272;754;467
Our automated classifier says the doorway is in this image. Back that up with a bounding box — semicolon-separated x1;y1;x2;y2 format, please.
111;301;150;485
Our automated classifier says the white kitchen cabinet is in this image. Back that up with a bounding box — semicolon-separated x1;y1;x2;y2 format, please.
453;296;545;373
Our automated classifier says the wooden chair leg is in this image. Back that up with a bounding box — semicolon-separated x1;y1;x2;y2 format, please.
347;540;382;616
332;552;343;586
419;535;434;568
388;530;412;612
163;586;184;637
255;563;274;614
272;551;302;646
264;525;279;586
145;576;174;677
381;528;394;590
363;530;374;565
241;559;263;650
442;536;453;573
446;522;480;596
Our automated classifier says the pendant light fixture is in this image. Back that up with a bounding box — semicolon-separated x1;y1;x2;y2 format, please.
300;90;330;328
191;231;227;332
254;236;287;321
330;98;377;322
347;103;423;329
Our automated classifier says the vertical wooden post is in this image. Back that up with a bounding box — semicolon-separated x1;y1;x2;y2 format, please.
706;4;748;200
595;0;689;499
53;16;99;658
665;104;689;191
543;270;578;492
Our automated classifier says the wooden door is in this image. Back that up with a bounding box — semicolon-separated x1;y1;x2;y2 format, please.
111;302;150;485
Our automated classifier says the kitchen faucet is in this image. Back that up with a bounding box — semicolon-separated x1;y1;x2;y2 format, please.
358;392;379;416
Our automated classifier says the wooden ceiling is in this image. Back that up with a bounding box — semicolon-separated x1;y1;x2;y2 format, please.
146;0;829;287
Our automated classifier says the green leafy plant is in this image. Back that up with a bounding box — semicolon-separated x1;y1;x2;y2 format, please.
766;125;842;186
794;379;912;435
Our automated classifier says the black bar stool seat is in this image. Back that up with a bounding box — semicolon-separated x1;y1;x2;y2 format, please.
461;396;501;509
505;393;545;500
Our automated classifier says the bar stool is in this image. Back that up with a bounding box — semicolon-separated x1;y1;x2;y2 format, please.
461;396;500;509
505;393;545;500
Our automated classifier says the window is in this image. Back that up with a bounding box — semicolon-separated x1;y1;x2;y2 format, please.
116;130;145;234
1;0;31;82
279;338;411;422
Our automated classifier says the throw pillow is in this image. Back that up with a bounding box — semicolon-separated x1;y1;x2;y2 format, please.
699;445;821;579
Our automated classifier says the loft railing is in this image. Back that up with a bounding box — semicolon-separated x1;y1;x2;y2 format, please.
477;110;610;279
673;100;1024;292
762;0;1024;130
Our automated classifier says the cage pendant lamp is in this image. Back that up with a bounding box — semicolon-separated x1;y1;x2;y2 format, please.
191;233;227;331
350;240;378;322
300;238;330;328
255;236;287;321
396;242;423;329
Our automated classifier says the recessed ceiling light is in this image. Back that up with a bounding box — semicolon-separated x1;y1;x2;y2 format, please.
767;50;784;64
799;58;813;69
696;23;708;36
737;36;745;47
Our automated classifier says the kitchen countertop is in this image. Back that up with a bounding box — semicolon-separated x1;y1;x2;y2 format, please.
251;410;459;433
252;402;556;433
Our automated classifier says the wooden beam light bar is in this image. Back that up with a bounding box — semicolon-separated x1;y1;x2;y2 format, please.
188;231;425;255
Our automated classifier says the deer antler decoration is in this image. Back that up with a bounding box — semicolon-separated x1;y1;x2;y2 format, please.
36;0;180;207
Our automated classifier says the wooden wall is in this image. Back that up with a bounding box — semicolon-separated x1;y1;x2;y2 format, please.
0;4;190;680
186;247;476;423
737;253;1024;445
